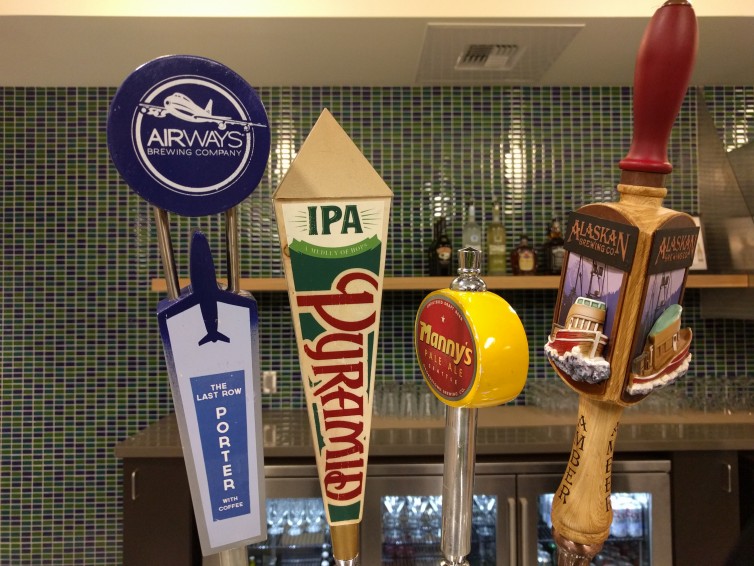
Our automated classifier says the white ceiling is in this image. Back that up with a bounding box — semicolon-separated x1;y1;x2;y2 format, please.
3;0;752;18
1;4;753;87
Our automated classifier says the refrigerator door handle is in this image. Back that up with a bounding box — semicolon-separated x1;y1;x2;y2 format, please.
130;468;139;501
517;496;528;566
508;497;529;566
722;462;733;493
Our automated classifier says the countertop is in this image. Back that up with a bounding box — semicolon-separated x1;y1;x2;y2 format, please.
114;406;754;459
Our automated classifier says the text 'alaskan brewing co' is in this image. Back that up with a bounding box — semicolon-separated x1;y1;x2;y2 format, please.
296;271;378;501
567;218;632;261
654;233;698;265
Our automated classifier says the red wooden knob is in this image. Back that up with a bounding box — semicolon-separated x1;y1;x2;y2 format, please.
618;0;698;175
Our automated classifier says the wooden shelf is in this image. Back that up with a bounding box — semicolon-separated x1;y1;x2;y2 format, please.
384;275;561;290
686;273;753;288
151;277;286;292
150;273;752;293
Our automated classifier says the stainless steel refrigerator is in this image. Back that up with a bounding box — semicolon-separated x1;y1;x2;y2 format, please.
243;459;671;565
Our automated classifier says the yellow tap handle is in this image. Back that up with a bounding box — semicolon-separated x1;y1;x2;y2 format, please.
415;288;528;409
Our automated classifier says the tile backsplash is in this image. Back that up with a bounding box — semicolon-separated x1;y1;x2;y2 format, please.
2;85;753;564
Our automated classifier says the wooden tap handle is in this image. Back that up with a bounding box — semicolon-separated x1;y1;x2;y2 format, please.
618;0;698;175
551;397;624;546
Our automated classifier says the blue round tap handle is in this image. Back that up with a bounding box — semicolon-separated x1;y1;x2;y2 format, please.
107;55;270;217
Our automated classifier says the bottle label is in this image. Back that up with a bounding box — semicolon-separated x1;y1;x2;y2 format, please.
487;244;506;274
551;246;565;271
415;295;477;401
519;250;535;272
466;234;481;247
436;245;452;262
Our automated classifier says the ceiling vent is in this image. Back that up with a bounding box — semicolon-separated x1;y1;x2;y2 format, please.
416;23;584;85
455;44;524;71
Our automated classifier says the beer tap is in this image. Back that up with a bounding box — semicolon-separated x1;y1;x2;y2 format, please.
415;247;529;565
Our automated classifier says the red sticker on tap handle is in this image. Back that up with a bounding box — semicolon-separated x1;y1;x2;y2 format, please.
415;296;477;402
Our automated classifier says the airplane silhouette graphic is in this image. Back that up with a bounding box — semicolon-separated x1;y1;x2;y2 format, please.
139;93;266;132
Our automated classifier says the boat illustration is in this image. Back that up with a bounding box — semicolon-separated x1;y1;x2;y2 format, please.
544;257;611;384
547;296;608;358
627;303;692;395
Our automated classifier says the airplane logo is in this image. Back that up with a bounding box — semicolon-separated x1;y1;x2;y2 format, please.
138;93;266;132
189;231;231;346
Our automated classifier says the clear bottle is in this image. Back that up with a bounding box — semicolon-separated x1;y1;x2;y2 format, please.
511;234;537;275
542;218;565;275
429;217;453;276
462;204;482;251
486;202;506;275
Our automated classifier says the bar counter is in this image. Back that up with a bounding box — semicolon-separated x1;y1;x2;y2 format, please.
114;406;754;459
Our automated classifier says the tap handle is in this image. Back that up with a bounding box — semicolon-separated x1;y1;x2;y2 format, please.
618;0;698;175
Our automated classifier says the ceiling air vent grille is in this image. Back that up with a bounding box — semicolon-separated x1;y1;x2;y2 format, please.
456;44;523;71
416;23;584;85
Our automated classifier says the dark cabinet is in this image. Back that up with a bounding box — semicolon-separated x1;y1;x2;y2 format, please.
671;451;740;566
117;415;749;566
122;458;201;566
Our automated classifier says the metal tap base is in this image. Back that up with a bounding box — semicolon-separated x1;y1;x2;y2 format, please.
438;250;483;566
440;406;478;566
552;527;603;566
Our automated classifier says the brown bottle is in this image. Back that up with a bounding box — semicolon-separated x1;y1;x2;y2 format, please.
511;234;537;275
542;218;566;275
429;217;453;276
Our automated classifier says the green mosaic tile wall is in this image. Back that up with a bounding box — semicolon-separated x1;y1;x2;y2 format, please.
2;85;753;564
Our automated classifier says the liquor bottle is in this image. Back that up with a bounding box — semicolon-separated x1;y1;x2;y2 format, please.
427;220;439;275
542;217;566;275
462;204;482;251
511;234;537;275
429;217;453;276
486;202;506;275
